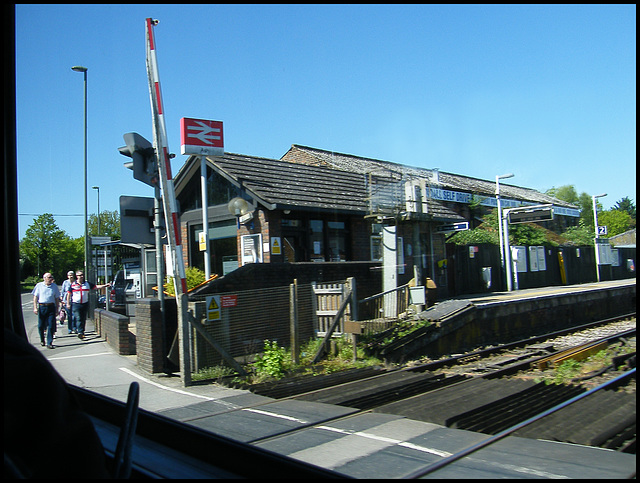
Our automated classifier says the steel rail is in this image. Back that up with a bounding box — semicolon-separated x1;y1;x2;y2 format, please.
407;312;636;373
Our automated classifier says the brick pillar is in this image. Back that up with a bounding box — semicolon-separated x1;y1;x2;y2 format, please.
135;298;165;373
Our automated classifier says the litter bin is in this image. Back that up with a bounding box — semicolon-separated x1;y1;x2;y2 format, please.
425;277;437;307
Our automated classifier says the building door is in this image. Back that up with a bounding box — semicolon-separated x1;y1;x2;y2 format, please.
282;218;307;262
283;235;305;262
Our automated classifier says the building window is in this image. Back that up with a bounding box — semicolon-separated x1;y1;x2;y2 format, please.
370;235;382;261
189;221;237;275
310;220;324;262
178;167;244;212
283;217;351;262
327;221;346;261
241;234;262;265
370;233;403;273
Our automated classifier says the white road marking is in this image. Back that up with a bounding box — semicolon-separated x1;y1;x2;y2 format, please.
316;425;453;457
241;408;308;424
47;352;113;361
119;367;215;401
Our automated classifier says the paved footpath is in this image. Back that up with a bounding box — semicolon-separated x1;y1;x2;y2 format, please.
21;292;250;413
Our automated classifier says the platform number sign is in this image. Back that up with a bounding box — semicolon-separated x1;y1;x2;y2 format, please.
597;226;608;236
206;295;221;321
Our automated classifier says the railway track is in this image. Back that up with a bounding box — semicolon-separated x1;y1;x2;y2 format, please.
236;313;636;453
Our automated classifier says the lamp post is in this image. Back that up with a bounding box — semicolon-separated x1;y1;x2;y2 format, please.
592;193;607;282
496;173;514;289
92;186;100;235
72;65;88;279
92;186;100;282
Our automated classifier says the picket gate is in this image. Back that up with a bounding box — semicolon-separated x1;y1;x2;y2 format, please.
311;279;355;336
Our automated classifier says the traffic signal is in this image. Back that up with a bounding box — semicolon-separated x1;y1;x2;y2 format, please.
119;132;159;187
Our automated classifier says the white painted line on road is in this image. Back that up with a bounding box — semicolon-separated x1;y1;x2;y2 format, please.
399;441;452;458
119;367;216;401
315;426;569;477
48;352;113;361
242;408;308;424
316;425;453;458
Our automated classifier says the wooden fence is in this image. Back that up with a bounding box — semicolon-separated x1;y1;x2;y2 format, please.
311;278;355;336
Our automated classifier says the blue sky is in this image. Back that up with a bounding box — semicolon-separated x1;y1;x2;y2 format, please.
15;4;636;239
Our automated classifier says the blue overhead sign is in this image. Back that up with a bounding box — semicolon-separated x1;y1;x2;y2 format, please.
436;222;469;233
428;186;580;218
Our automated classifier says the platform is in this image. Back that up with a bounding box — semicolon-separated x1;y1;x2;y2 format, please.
395;278;637;361
450;278;636;307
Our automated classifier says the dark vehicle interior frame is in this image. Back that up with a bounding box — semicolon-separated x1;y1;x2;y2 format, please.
3;6;344;478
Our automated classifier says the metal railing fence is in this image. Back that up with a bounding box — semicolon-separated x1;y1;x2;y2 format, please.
186;278;411;371
358;282;411;334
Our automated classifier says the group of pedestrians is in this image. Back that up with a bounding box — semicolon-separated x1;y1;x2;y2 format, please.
31;270;109;349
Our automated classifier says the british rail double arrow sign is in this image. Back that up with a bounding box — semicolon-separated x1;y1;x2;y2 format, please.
180;117;224;156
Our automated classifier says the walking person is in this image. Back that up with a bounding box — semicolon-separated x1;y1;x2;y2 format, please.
67;271;109;340
60;270;77;334
31;272;61;349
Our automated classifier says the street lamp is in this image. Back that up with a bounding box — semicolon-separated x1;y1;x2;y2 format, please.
228;197;251;227
92;186;100;283
92;186;100;235
592;192;607;282
72;65;88;279
496;173;514;289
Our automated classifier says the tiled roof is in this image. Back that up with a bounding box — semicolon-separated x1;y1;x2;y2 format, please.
175;143;577;220
284;145;577;209
205;152;368;214
200;152;464;221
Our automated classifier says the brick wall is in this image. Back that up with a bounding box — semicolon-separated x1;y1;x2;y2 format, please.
281;147;325;167
94;308;134;356
235;208;281;264
134;298;177;374
180;223;189;268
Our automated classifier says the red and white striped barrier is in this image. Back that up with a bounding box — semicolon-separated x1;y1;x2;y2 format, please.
145;18;187;295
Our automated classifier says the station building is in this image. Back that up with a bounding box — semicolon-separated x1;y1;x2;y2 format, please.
172;144;580;293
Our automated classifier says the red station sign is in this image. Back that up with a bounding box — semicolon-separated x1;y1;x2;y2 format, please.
180;117;224;156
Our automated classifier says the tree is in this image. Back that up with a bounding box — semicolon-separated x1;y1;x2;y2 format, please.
597;210;633;237
545;185;579;205
613;197;636;217
561;224;595;246
447;209;557;246
20;214;82;281
612;197;636;229
545;184;613;229
88;209;121;239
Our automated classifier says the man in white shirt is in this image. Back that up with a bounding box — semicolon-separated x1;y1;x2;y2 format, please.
31;272;61;349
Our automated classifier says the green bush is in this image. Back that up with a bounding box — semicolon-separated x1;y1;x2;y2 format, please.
164;266;206;295
254;340;289;380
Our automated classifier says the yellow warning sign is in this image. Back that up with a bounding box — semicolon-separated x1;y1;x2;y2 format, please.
205;295;221;321
271;237;281;255
208;297;219;311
